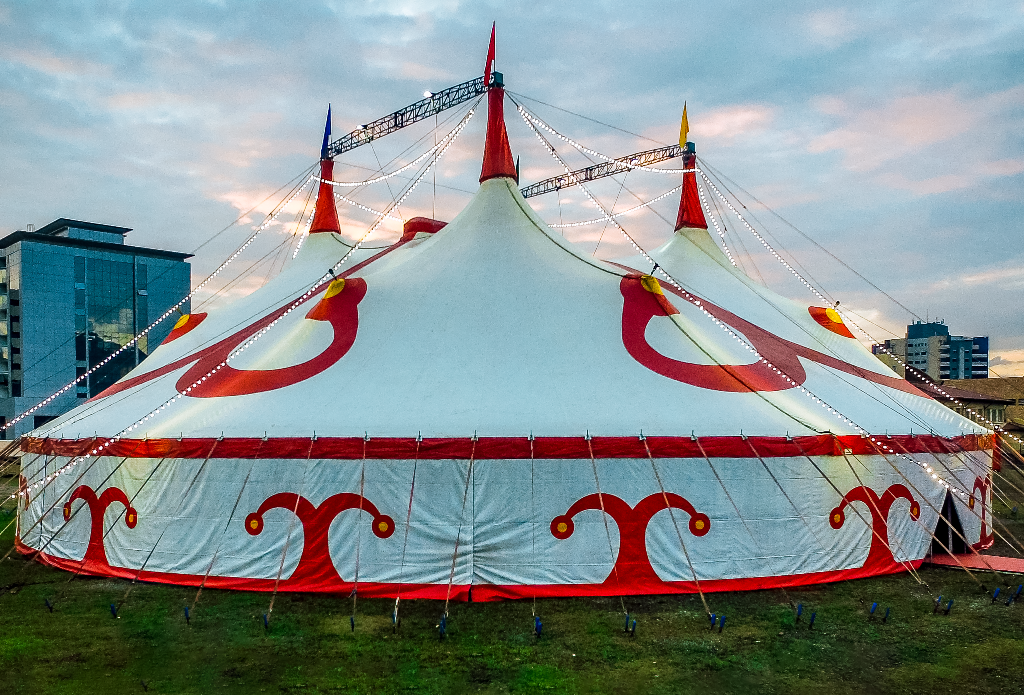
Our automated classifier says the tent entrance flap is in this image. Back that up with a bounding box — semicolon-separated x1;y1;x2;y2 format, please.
931;492;968;556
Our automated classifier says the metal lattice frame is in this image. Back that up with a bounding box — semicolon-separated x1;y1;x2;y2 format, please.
519;144;684;199
327;76;491;158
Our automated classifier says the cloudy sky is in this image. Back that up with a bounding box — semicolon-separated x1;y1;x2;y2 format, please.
2;1;1022;374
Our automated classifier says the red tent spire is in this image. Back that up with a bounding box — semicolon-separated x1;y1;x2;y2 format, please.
479;86;517;183
479;25;517;184
674;144;707;231
310;107;342;235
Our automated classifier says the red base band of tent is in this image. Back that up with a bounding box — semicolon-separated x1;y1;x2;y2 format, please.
21;433;990;460
15;536;920;601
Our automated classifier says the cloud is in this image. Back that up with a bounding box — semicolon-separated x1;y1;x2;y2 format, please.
988;349;1024;377
693;104;775;141
803;9;860;48
808;90;976;171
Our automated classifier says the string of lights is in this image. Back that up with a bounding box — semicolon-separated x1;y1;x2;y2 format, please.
335;194;404;222
698;168;1021;454
695;176;738;267
289;212;317;259
0;175;316;438
699;170;829;304
876;345;1024;450
518;107;685;174
548;185;682;228
11;106;474;503
295;109;476;259
518;108;974;501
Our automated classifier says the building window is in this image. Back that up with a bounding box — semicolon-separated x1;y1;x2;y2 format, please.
86;257;136;397
33;415;56;429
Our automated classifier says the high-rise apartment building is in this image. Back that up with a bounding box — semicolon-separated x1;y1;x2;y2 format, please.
0;219;191;438
872;320;989;381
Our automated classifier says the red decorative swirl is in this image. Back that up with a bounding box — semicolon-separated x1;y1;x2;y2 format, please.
808;306;856;338
92;238;412;402
828;484;918;572
93;278;365;399
160;313;207;345
551;491;709;587
245;492;393;585
62;485;137;571
971;475;994;550
620;274;923;395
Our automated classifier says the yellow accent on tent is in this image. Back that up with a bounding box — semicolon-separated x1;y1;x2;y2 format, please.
324;278;346;299
640;275;663;295
679;103;689;146
825;307;843;324
173;314;190;330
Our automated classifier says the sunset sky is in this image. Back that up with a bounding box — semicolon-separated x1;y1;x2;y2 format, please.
1;1;1022;374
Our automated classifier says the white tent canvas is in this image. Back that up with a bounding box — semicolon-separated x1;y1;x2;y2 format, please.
16;85;993;600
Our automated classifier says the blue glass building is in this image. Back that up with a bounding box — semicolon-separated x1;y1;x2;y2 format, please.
0;219;191;437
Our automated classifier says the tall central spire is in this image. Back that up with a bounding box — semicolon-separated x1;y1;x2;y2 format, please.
479;85;518;183
479;25;517;184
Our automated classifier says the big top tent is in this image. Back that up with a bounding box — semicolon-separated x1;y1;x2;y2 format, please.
13;56;995;604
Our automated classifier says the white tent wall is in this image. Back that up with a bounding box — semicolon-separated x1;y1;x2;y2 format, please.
17;446;987;598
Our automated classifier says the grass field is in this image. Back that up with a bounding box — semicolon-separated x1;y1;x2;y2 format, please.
2;480;1023;694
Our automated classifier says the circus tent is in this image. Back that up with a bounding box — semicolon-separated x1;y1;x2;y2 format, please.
15;71;994;601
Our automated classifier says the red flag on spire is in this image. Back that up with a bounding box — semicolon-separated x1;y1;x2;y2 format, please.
484;22;496;85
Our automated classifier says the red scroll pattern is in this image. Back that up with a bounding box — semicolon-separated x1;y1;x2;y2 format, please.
970;475;995;550
550;492;710;587
94;278;366;400
619;274;922;395
89;239;413;402
829;484;920;572
62;485;137;572
245;493;394;586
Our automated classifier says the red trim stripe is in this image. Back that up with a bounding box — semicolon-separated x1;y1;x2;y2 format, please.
16;536;919;601
21;433;991;460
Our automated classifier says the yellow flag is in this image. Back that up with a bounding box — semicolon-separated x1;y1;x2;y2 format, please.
679;103;689;146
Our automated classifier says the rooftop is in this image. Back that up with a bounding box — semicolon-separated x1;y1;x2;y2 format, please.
0;228;192;261
33;218;132;237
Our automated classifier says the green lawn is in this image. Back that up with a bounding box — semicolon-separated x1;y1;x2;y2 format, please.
1;496;1023;694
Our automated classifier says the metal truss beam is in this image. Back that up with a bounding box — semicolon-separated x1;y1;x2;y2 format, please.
519;144;684;198
327;75;491;158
